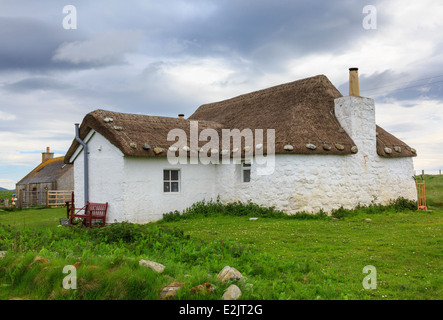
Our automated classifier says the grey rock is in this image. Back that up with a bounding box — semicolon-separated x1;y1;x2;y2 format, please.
335;144;345;151
139;259;165;273
223;284;241;300
306;143;317;150
217;266;242;283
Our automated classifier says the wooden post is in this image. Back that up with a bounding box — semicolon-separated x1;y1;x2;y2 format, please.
45;189;49;208
18;189;23;210
422;170;424;176
440;170;441;175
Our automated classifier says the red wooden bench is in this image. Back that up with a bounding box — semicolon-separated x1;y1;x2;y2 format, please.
66;196;108;228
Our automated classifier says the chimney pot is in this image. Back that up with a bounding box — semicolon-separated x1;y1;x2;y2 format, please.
349;67;360;96
42;147;54;163
178;114;185;119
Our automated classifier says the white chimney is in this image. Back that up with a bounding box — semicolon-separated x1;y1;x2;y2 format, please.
334;68;377;157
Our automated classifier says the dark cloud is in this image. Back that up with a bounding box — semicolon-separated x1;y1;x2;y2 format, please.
0;17;84;72
2;77;73;92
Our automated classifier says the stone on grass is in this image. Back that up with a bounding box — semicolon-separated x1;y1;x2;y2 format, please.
139;259;165;273
217;266;242;283
223;284;241;300
32;256;50;264
191;282;215;295
160;281;184;299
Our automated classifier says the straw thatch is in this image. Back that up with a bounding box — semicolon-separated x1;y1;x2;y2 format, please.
376;125;416;157
190;75;356;155
65;110;225;161
65;74;415;162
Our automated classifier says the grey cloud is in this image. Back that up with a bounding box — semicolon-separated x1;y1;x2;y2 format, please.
338;68;443;102
0;17;83;72
2;77;73;92
52;30;143;67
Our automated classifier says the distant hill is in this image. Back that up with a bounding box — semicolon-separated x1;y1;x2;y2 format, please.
0;187;9;191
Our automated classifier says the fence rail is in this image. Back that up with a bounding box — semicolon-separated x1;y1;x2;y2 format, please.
47;190;73;207
414;170;442;176
18;190;73;209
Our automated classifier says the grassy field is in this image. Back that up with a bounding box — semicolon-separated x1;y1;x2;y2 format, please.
0;207;66;229
0;190;14;201
0;178;442;300
416;174;443;210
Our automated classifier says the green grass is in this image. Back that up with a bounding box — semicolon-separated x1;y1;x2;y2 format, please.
0;207;66;229
0;176;441;300
0;203;441;300
416;175;443;210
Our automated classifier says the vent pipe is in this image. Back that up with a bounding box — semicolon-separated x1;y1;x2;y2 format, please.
349;67;360;96
75;123;89;204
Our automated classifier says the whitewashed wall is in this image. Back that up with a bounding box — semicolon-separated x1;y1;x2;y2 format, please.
122;157;217;223
214;96;416;214
71;131;126;223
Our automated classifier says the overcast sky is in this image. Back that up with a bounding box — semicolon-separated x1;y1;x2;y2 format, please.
1;0;443;190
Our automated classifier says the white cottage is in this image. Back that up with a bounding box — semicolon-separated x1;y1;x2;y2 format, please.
65;69;417;224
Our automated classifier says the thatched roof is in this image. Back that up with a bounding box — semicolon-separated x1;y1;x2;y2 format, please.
376;125;417;157
190;75;356;155
65;74;416;162
65;110;225;161
17;157;72;185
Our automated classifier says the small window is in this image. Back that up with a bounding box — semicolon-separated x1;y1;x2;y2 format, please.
164;169;180;192
242;162;251;183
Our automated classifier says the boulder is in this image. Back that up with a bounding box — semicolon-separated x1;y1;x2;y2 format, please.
139;259;165;273
223;284;241;300
217;266;242;283
160;281;184;299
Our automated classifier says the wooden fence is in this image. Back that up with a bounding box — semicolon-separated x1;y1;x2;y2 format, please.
46;190;73;207
415;170;442;176
18;190;73;209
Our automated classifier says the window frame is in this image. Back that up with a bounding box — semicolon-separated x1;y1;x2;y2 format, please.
241;160;251;183
163;169;181;193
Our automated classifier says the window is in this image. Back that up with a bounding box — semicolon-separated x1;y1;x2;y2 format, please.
242;161;251;183
164;169;180;192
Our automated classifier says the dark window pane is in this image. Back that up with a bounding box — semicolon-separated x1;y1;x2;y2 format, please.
164;182;170;192
243;169;250;182
171;170;179;181
243;163;251;168
171;182;179;192
164;170;170;181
